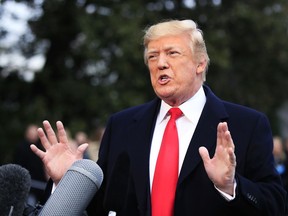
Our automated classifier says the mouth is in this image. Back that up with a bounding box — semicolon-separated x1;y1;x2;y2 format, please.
158;74;170;84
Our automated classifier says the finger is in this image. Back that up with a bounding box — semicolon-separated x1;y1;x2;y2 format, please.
43;120;58;145
224;130;235;150
217;122;225;139
221;122;228;131
199;146;210;164
221;122;228;133
216;122;225;150
228;147;236;166
76;143;89;159
30;144;46;160
37;127;51;150
218;122;231;148
56;121;69;144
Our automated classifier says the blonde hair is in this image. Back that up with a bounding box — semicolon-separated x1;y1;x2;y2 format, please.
143;19;210;80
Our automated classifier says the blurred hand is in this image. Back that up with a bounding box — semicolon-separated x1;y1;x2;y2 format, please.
30;120;88;184
199;122;236;195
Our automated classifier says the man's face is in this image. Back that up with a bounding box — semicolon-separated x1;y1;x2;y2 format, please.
146;33;206;106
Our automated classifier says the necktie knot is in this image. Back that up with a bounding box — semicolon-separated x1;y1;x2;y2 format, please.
168;108;182;120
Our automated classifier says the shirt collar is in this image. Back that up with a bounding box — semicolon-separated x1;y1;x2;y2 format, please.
159;86;206;124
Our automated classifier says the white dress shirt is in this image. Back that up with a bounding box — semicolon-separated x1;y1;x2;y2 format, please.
149;86;236;200
149;86;206;187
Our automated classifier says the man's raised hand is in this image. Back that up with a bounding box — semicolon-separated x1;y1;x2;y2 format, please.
30;120;89;184
198;122;236;195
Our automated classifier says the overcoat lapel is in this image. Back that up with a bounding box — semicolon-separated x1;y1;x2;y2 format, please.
126;85;229;213
127;98;161;215
178;85;229;185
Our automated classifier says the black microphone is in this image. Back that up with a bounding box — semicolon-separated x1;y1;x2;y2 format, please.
38;159;103;216
0;164;31;216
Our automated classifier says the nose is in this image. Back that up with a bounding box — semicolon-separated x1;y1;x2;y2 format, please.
157;53;169;70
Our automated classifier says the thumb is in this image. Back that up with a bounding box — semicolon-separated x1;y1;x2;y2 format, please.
76;143;89;159
199;146;210;163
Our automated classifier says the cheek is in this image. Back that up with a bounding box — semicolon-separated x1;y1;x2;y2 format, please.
177;68;197;86
148;65;157;80
184;64;197;77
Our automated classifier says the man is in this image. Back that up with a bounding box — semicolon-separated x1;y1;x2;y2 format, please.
14;124;48;206
31;19;286;215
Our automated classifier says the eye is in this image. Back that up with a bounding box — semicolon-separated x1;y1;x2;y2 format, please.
147;53;158;61
168;50;180;56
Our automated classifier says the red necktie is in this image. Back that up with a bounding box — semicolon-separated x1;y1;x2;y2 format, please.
152;107;183;216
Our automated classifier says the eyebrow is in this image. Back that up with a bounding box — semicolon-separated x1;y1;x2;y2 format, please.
147;45;180;54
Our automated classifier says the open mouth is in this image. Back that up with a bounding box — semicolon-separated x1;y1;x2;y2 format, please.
160;75;169;81
158;75;170;84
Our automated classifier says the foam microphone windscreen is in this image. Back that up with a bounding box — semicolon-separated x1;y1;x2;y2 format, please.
39;159;103;216
0;164;31;216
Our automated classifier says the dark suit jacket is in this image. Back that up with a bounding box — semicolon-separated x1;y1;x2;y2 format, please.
87;85;286;216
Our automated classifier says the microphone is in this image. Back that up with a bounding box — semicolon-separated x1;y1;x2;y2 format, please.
0;164;31;216
39;159;103;216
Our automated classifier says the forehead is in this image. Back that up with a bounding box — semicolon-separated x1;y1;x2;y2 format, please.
147;34;190;51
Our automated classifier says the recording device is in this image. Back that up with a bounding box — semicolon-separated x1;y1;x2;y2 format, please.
0;164;31;216
38;159;103;216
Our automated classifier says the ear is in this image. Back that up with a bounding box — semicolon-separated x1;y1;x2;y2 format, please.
196;57;207;75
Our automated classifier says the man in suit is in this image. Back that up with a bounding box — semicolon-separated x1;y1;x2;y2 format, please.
31;19;286;215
